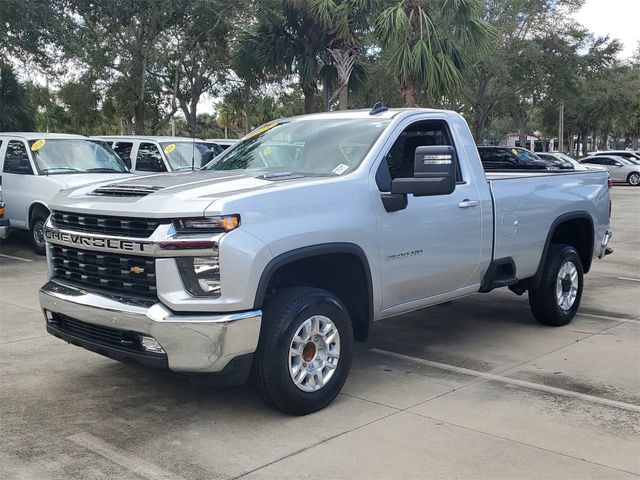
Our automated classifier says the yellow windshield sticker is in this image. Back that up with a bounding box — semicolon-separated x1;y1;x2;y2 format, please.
511;148;518;155
243;123;278;140
31;139;46;151
164;143;176;154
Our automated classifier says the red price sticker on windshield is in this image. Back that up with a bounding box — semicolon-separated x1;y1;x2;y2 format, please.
31;139;46;151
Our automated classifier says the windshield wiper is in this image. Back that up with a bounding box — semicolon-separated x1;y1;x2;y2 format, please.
257;171;306;181
86;168;126;173
40;167;84;174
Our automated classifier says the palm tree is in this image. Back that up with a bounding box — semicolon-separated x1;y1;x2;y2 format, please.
374;0;493;107
308;0;383;110
235;0;328;114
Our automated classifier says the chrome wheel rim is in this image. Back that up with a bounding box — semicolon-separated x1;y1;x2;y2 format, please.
33;221;45;248
288;315;340;392
629;174;640;186
556;261;578;311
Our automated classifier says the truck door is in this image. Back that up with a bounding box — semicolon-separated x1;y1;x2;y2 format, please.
2;139;35;229
373;119;483;309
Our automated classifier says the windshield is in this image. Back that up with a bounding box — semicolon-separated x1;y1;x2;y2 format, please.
203;119;390;176
29;139;128;174
160;142;216;170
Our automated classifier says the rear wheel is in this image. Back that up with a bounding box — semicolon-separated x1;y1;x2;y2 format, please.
30;208;49;255
627;172;640;186
252;287;353;415
529;244;583;326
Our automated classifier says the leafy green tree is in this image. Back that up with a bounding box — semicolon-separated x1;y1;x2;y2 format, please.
0;62;35;131
68;0;185;134
374;0;493;107
235;0;329;113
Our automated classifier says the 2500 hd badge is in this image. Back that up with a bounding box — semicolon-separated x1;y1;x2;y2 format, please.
44;228;149;253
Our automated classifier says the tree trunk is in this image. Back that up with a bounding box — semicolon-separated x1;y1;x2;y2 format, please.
303;87;316;114
568;132;574;156
402;80;417;108
132;52;147;135
188;97;198;136
338;86;348;111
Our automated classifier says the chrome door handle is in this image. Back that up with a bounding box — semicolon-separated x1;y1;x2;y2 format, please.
458;199;478;208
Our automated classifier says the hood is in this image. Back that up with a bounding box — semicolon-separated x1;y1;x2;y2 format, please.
49;170;321;218
50;173;134;190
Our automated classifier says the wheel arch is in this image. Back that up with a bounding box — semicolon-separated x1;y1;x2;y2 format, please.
532;211;594;288
253;243;374;342
28;201;50;229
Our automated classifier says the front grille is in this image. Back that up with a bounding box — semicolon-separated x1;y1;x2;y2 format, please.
51;313;145;353
50;245;157;299
51;210;165;238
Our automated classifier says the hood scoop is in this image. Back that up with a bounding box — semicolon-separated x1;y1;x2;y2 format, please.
91;184;166;197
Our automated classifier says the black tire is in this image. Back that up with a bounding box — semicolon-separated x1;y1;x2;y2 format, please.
29;208;49;255
627;172;640;186
529;244;583;326
252;287;353;415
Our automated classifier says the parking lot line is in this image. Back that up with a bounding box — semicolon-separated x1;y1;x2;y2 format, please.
0;253;34;262
370;348;640;413
68;432;185;480
618;276;640;283
579;312;640;325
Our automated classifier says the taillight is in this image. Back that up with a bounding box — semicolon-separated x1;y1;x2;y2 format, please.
0;202;4;219
607;178;613;189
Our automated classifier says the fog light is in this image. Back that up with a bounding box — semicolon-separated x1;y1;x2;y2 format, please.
140;336;165;354
44;310;54;323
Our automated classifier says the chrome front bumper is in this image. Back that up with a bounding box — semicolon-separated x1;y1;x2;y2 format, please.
39;281;262;373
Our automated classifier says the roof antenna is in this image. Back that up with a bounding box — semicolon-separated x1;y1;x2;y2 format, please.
369;102;388;115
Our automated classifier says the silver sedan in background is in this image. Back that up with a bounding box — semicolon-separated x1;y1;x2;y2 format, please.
580;155;640;185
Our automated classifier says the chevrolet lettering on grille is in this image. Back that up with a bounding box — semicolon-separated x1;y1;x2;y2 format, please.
45;228;149;253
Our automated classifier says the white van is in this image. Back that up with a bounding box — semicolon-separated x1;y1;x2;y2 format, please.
0;133;131;253
98;136;218;174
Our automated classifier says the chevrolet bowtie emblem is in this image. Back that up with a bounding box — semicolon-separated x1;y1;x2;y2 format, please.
130;266;145;274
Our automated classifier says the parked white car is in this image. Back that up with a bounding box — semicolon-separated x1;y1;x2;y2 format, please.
98;136;217;174
580;155;640;185
0;133;131;253
589;150;640;164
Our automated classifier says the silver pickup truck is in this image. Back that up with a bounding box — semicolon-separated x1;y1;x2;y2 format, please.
39;108;613;415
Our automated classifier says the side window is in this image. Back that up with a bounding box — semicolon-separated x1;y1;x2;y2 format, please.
113;142;134;162
382;121;461;182
3;140;34;175
135;143;167;172
585;158;601;165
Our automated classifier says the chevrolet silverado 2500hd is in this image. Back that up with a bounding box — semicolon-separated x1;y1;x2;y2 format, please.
39;108;613;415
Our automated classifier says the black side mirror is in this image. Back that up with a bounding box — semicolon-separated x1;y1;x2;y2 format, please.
390;145;456;197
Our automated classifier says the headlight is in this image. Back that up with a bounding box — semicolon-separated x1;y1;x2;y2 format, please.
176;256;221;297
173;215;239;233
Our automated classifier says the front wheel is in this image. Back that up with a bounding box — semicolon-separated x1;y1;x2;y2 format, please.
252;287;353;415
627;172;640;186
30;209;49;255
529;244;583;326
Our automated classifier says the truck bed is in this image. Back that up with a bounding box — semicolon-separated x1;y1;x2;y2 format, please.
487;169;610;281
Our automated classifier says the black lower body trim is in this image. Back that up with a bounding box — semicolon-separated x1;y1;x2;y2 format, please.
46;322;254;386
47;323;169;369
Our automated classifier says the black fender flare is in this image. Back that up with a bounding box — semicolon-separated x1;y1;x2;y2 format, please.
252;242;374;337
532;211;594;288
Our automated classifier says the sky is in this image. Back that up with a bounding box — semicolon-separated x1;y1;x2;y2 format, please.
573;0;640;59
